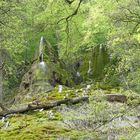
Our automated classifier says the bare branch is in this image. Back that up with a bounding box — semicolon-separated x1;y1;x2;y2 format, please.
57;0;83;24
65;0;75;5
0;63;4;70
131;22;140;33
0;103;9;111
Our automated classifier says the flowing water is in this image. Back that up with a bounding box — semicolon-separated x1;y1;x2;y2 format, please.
38;36;47;72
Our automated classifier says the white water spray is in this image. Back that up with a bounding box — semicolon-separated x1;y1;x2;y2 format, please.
38;36;47;72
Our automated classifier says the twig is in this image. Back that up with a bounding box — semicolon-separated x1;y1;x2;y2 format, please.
57;0;83;24
92;104;139;132
0;63;4;70
0;103;9;111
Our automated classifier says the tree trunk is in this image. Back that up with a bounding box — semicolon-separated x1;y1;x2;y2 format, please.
0;49;3;103
0;96;89;117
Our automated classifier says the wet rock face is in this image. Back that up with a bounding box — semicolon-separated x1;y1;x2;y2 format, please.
20;71;32;91
19;59;74;94
92;45;110;79
20;36;71;93
20;62;53;94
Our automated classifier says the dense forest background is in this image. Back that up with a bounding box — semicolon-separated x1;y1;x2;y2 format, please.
0;0;140;139
1;0;140;98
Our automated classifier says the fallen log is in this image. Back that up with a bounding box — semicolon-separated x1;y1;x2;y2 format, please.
93;94;127;103
103;94;127;103
0;96;89;117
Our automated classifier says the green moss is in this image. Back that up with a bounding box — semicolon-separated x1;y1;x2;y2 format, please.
1;86;140;139
16;86;79;105
0;113;98;140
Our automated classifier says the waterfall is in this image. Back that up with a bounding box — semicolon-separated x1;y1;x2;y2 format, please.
39;36;45;63
38;36;47;73
40;53;43;62
93;44;109;79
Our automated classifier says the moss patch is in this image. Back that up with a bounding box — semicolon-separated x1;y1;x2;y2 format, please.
1;87;140;139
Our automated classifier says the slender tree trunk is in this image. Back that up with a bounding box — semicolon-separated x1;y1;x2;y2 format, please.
0;49;3;103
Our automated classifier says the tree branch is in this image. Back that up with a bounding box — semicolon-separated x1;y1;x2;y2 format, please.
0;63;4;70
65;0;75;5
0;103;9;111
57;0;83;24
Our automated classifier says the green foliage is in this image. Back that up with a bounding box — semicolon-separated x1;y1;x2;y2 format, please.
1;0;140;100
1;1;140;140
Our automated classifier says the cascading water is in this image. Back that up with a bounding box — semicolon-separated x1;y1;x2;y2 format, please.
20;36;53;94
39;36;47;71
40;53;43;62
93;44;110;79
39;36;44;62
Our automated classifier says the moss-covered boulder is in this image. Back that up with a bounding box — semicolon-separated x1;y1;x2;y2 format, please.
20;37;73;94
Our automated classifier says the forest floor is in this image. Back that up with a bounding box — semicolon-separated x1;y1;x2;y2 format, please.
0;85;140;140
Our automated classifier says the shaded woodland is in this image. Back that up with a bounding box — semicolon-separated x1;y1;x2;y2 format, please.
0;0;140;139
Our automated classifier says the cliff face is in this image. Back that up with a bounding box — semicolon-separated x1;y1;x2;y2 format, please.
19;44;110;94
19;37;72;94
20;62;53;94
